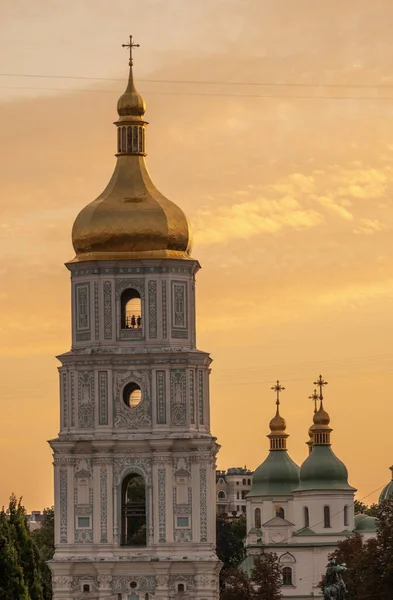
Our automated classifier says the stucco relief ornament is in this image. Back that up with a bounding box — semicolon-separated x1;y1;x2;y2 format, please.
52;576;73;589
75;458;91;477
170;369;187;426
112;575;156;591
169;575;196;590
156;574;169;588
113;456;152;486
97;575;112;587
195;574;210;587
174;529;192;542
114;370;152;429
71;576;98;591
174;456;190;475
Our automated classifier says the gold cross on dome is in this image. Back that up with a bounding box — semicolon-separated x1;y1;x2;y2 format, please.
122;35;140;67
313;374;328;400
308;389;319;413
271;380;285;405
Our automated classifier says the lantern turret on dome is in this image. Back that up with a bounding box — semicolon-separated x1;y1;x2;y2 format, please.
70;36;192;263
268;380;288;450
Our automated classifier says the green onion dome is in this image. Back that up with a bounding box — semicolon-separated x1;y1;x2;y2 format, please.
379;466;393;502
248;452;300;497
354;514;378;533
296;445;355;492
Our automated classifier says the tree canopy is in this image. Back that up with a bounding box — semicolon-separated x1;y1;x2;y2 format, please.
220;551;282;600
0;497;54;600
216;515;246;570
323;497;393;600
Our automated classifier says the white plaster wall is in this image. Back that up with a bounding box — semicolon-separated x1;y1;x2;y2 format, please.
293;490;355;533
247;497;294;529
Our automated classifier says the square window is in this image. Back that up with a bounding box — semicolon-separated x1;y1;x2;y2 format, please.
176;516;189;528
77;516;90;528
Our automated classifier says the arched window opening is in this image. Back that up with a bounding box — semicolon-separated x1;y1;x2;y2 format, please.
177;583;185;592
121;289;142;330
82;584;90;592
276;506;285;519
282;567;293;586
304;506;309;528
123;382;142;409
121;474;146;546
236;491;240;500
344;505;349;527
247;478;251;485
242;478;246;485
132;126;138;151
324;505;331;528
121;127;126;152
255;507;261;528
127;126;132;152
145;594;149;600
217;491;226;500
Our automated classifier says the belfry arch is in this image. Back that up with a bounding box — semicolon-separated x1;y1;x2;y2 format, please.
121;473;147;546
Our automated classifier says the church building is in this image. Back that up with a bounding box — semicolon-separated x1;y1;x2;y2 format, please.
48;38;220;600
240;378;378;598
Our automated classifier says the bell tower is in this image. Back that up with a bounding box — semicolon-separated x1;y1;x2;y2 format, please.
49;38;220;600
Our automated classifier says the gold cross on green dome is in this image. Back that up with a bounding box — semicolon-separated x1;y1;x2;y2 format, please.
313;374;328;400
308;389;319;413
271;380;285;406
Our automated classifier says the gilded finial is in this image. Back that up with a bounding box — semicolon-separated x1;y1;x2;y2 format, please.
309;389;319;413
311;375;332;444
268;381;287;446
117;34;146;121
122;34;140;67
314;374;328;402
271;380;285;408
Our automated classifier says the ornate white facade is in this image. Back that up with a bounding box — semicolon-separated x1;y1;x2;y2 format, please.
49;41;220;600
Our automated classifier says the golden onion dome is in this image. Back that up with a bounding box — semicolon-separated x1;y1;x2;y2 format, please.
70;41;192;263
117;77;146;118
313;401;330;426
269;409;287;433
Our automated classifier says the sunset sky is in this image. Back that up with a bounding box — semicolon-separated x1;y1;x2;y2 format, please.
1;0;393;510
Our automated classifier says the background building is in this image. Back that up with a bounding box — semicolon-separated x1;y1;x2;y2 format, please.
216;468;253;517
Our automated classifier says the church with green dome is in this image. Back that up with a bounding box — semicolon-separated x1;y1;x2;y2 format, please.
240;376;378;599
